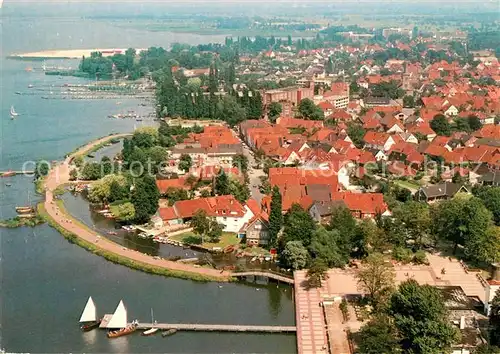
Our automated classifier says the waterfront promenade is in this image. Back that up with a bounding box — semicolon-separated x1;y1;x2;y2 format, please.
43;134;231;282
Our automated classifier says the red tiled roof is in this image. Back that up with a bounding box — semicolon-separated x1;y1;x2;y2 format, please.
156;178;190;194
330;192;388;215
159;207;178;221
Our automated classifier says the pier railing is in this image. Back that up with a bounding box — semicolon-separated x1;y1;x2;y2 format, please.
232;270;295;284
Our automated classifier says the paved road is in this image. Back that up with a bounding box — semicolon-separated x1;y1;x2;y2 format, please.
240;139;266;203
43;134;230;281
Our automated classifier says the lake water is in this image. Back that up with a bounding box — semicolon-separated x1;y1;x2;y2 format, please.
0;4;297;353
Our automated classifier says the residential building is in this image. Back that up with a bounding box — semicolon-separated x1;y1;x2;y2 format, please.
416;182;470;203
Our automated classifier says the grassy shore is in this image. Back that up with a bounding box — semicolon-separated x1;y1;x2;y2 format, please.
0;215;45;228
37;202;226;282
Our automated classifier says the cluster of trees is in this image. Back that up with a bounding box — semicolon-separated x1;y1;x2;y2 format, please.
297;98;325;121
156;63;263;125
190;209;223;243
430;114;483;136
79;49;141;80
370;80;406;99
357;278;461;353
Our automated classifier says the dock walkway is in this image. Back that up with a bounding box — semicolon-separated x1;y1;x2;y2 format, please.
233;271;295;284
135;323;296;333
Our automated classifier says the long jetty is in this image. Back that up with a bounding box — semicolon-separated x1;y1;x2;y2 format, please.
135;323;297;333
232;271;295;284
0;171;34;176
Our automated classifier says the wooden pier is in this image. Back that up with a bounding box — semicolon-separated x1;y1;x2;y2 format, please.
232;271;295;284
0;170;34;176
135;323;296;333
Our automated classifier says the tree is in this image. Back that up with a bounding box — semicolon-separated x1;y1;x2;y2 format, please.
403;95;415;108
297;98;324;120
346;122;365;148
131;175;160;223
80;162;103;180
268;186;283;247
476;187;500;225
329;206;357;257
228;179;250;203
430;114;451;136
165;187;189;205
267;102;282;123
110;202;135;222
490;289;500;346
178;154;192;173
393;201;431;249
356;253;396;309
432;196;493;259
34;160;50;180
466;226;500;265
309;226;347;267
109;179;129;202
69;169;78;181
389;279;461;353
306;259;328;288
468;115;483;131
191;209;223;243
216;95;247;127
356;315;400;354
281;241;309;270
283;204;316;246
232;154;249;172
88;174;128;203
215;169;230;195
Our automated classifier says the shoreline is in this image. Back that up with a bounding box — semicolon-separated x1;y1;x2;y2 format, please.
41;133;232;283
8;48;147;60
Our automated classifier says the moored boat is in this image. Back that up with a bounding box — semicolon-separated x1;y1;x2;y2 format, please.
106;300;136;338
1;171;16;178
142;328;158;336
107;324;137;338
161;329;177;337
16;206;34;214
79;296;102;332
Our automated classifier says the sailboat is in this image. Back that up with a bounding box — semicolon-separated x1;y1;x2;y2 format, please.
10;106;18;118
142;308;158;336
79;296;102;331
107;300;137;338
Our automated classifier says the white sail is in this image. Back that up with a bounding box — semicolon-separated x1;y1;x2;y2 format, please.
10;106;18;116
79;296;97;323
106;300;127;328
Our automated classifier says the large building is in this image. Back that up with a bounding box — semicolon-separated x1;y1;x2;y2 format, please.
262;85;314;117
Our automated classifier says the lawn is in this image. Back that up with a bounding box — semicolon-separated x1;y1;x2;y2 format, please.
170;231;240;249
394;179;421;190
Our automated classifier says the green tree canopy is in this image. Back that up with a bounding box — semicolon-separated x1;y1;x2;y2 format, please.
267;102;282;123
110;202;135;222
268;186;283;247
389;279;460;353
88;174;128;203
430;114;451;136
297;98;324;120
179;154;193;173
309;226;347;267
281;241;309;270
356;252;396;308
283;204;316;246
356;315;400;354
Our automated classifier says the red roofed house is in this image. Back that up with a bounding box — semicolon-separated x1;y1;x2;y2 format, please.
159;195;256;233
330;192;391;219
363;131;397;151
238;199;270;246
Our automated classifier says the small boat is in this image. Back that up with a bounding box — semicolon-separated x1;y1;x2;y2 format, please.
142;327;158;336
107;231;118;235
79;296;102;331
28;84;34;88
16;207;35;214
142;308;158;336
10;106;18;117
162;329;177;337
223;245;235;254
15;91;22;95
5;183;12;187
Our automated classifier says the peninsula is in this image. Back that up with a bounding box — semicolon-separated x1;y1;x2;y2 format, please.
9;48;146;60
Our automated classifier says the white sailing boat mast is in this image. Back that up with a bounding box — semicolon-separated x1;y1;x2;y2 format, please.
106;300;127;328
79;296;97;323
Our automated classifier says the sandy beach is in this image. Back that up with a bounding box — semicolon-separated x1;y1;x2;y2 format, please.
9;48;146;59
